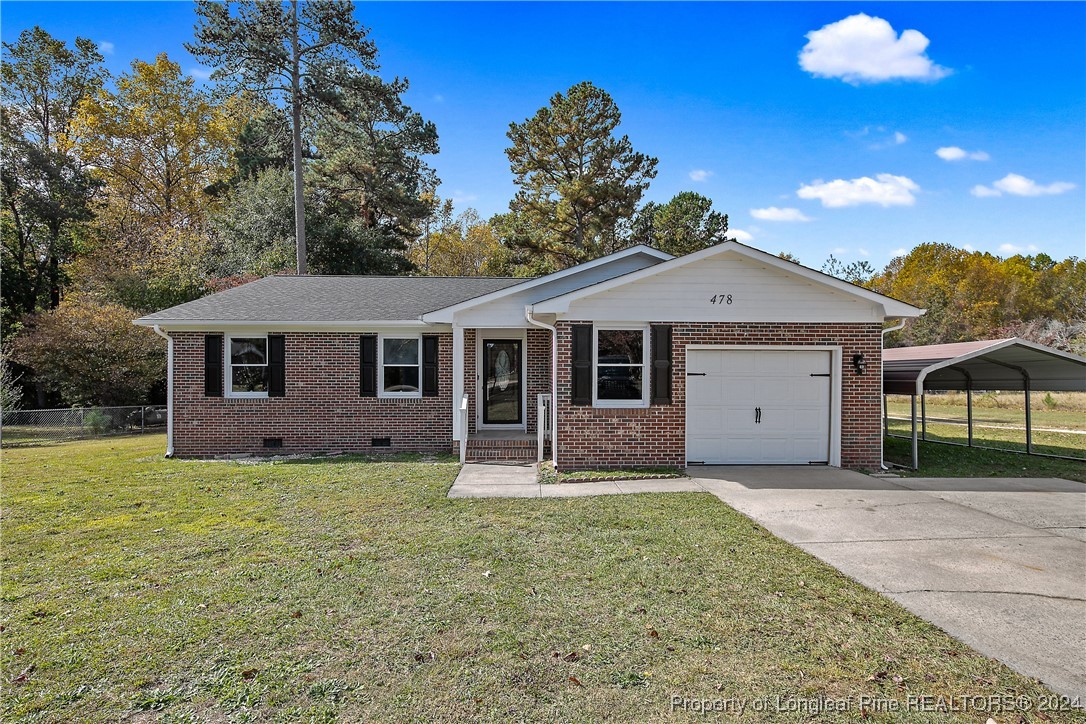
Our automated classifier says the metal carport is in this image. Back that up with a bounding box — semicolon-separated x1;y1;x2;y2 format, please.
883;338;1086;468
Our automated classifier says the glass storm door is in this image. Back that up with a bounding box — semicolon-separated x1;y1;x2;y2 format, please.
482;339;522;425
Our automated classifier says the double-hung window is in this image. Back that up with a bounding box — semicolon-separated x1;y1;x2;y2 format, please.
594;327;649;407
227;336;268;397
380;335;421;397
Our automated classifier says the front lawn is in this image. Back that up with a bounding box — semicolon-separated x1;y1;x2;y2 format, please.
2;436;1078;722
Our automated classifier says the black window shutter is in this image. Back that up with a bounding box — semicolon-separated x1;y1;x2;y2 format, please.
422;335;439;397
360;335;377;397
204;334;223;397
268;335;286;397
571;324;593;405
650;325;672;405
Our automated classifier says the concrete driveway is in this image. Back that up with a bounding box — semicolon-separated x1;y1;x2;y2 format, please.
690;467;1086;699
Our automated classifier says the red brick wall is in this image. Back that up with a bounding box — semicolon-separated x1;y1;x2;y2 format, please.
525;329;551;435
170;332;453;457
554;321;883;471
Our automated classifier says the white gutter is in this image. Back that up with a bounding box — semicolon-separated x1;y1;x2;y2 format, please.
879;318;907;470
525;305;558;465
151;325;174;457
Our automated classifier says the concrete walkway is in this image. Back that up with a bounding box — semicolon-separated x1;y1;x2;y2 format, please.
448;462;1086;699
692;466;1086;700
447;462;705;498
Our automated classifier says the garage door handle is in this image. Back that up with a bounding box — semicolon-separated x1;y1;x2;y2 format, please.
755;407;761;424
686;372;706;376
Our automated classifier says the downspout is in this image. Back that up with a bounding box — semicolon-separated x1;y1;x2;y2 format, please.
525;306;558;465
151;325;174;458
880;318;906;470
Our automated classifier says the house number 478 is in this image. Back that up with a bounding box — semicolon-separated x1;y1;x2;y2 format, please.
710;294;733;305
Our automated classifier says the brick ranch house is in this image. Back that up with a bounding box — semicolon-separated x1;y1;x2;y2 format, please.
134;242;923;470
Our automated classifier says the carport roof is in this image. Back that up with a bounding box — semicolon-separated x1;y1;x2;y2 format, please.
883;338;1086;395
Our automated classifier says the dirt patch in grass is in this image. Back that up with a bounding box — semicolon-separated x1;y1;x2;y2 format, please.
538;461;685;484
2;435;1079;722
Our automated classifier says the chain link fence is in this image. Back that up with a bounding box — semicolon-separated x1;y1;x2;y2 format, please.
1;405;167;447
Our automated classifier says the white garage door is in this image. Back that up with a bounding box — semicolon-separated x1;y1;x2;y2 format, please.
686;349;832;465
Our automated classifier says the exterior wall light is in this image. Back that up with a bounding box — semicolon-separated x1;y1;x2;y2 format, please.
852;353;867;375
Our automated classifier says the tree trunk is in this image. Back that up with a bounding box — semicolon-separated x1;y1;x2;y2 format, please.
290;0;307;275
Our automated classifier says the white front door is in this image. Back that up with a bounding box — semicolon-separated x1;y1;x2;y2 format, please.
686;349;832;464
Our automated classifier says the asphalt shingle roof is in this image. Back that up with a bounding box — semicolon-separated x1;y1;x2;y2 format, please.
136;275;526;323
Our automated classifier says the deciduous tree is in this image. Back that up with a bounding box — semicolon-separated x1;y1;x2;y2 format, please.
1;27;105;322
11;296;165;406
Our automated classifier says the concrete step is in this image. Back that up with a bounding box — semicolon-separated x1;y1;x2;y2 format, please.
464;437;545;462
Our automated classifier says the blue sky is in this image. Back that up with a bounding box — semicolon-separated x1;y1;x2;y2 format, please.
3;1;1084;266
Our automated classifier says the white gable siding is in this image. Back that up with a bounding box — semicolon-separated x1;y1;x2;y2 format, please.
454;252;664;327
563;251;883;323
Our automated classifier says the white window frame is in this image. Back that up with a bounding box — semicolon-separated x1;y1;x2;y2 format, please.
593;325;650;408
225;334;269;399
378;333;423;399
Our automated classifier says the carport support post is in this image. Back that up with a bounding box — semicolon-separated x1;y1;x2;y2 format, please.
920;392;927;441
966;385;973;447
1024;377;1033;454
910;394;919;470
882;395;888;435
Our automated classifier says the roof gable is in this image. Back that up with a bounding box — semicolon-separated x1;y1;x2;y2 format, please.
420;245;672;323
530;241;923;321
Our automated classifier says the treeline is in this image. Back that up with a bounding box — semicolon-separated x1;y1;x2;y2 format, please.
2;4;1082;410
864;244;1086;352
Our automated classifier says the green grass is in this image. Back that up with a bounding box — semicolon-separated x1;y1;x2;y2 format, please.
886;401;1086;433
884;436;1086;483
886;417;1086;461
3;436;1082;722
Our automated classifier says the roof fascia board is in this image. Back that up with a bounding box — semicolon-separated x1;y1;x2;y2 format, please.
530;241;924;318
134;319;440;332
420;245;673;323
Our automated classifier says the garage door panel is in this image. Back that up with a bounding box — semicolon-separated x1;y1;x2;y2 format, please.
690;378;724;404
686;349;832;465
722;350;757;374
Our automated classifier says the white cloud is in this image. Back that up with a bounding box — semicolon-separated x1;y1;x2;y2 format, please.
832;247;848;255
98;41;114;56
797;173;920;208
689;169;713;182
972;173;1075;198
432;94;445;103
449;190;478;204
750;206;812;222
858;247;870;257
936;146;990;162
998;243;1040;255
970;184;1001;198
890;247;907;257
728;228;753;243
799;13;951;84
894;131;907;145
188;66;213;81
